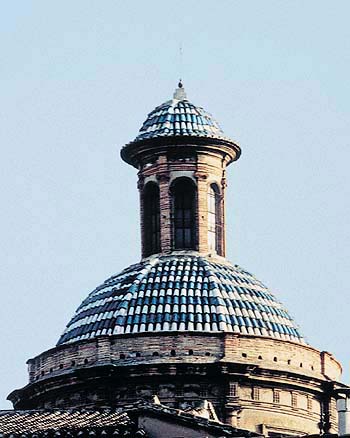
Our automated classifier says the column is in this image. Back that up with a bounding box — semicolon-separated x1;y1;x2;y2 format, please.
195;172;209;254
157;173;172;253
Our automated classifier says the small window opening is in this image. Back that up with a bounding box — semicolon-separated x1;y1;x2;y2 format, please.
171;178;196;250
307;397;313;411
207;184;223;255
71;360;76;366
273;390;280;404
136;352;141;358
84;358;89;364
171;349;176;357
143;183;160;256
252;387;260;400
59;364;63;369
205;352;211;356
176;386;184;397
242;353;247;358
188;349;194;355
119;354;125;359
287;359;291;365
273;357;278;362
229;382;238;397
258;355;263;360
200;385;208;397
152;351;159;357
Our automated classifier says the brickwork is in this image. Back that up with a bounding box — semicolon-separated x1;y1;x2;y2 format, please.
9;90;348;438
10;332;341;435
220;174;227;256
27;333;223;382
196;172;209;253
25;333;341;389
223;335;342;379
157;173;172;253
134;142;236;258
137;176;146;257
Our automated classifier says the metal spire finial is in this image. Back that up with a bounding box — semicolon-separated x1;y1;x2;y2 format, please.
173;79;187;100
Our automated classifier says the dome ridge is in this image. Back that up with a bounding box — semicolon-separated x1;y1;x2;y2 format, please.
57;252;305;346
132;85;233;143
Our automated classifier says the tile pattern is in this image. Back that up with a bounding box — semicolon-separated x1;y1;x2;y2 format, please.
133;89;232;143
0;410;140;435
0;402;255;438
58;254;304;345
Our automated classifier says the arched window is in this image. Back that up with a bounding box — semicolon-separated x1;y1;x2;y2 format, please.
143;182;160;256
171;178;196;250
208;184;222;255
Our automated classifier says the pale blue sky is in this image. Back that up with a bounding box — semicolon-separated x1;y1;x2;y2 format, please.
1;1;349;409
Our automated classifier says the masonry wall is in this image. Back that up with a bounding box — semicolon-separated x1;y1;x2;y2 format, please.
223;335;341;379
9;332;341;435
27;333;341;384
138;149;229;257
138;415;225;438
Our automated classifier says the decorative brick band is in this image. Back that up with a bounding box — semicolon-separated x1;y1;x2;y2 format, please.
25;333;341;385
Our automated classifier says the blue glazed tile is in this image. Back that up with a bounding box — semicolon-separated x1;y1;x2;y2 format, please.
57;254;305;345
129;85;234;144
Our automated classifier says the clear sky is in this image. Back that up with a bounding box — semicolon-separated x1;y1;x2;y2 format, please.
1;1;349;409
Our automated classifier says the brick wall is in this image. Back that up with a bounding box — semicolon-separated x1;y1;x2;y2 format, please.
27;332;341;385
14;331;342;435
223;335;342;380
137;146;230;258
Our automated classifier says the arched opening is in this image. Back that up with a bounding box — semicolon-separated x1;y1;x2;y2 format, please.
143;182;160;256
208;183;222;255
171;178;196;250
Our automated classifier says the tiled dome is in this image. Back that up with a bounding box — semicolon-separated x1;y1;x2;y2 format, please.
132;83;232;143
57;253;304;345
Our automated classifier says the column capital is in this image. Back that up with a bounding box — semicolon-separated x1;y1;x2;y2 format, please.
137;175;145;190
194;172;208;181
156;173;171;183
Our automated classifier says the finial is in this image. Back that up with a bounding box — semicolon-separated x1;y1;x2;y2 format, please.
173;80;187;100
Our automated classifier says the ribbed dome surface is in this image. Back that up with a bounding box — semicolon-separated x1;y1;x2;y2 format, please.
132;85;232;143
57;253;304;346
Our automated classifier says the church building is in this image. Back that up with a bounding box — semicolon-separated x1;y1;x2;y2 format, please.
3;83;350;438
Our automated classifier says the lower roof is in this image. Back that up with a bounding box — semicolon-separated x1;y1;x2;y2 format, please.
0;402;260;438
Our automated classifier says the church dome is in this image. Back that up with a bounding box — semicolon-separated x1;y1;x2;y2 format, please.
11;83;345;438
57;252;304;346
131;82;232;143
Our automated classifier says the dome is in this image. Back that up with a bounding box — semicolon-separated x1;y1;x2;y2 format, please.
131;83;233;143
57;253;304;346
